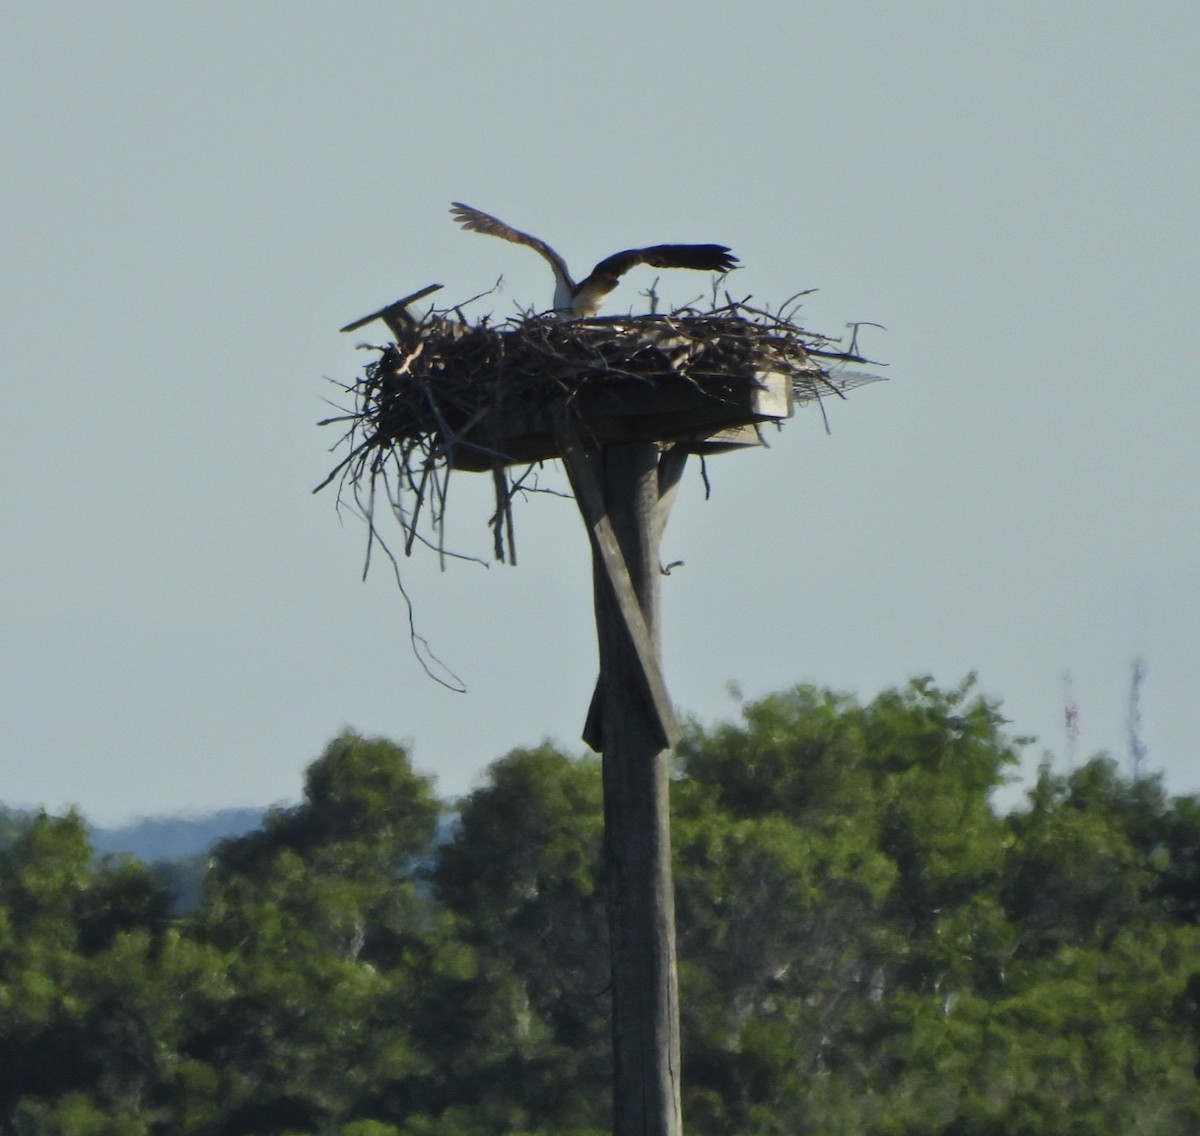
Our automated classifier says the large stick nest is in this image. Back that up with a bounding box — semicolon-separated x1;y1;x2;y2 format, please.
317;295;882;567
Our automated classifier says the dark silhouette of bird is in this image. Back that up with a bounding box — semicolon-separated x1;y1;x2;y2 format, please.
450;202;738;316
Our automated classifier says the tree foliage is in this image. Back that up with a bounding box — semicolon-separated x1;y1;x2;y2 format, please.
1;689;1198;1135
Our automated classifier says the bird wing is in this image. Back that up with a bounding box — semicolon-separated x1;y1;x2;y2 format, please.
588;244;739;282
449;202;575;290
571;244;739;315
339;283;444;333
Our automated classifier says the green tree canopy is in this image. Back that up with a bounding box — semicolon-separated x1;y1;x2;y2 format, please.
1;684;1198;1135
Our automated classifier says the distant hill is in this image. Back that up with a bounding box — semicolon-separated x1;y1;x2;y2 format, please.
89;807;269;862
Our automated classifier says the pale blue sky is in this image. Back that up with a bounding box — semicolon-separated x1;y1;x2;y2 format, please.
2;3;1197;824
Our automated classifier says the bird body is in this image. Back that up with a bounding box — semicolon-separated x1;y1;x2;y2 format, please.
450;202;737;316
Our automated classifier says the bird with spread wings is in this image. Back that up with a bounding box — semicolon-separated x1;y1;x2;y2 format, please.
450;202;738;317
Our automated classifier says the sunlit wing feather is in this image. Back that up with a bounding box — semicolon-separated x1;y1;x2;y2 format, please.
449;202;575;289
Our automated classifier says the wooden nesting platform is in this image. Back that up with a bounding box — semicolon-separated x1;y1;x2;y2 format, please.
343;306;862;473
413;354;795;472
319;297;882;566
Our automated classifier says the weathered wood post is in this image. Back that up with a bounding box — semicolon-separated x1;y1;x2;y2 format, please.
560;434;686;1136
330;287;876;1136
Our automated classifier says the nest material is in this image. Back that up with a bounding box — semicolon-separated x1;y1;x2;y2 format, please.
318;297;882;565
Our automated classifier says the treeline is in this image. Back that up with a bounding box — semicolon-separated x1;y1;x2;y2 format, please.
1;678;1198;1135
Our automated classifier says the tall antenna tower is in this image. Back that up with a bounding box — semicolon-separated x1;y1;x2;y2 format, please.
1127;655;1148;780
1062;671;1079;773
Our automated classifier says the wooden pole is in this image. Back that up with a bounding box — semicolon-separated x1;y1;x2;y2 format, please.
563;435;682;1136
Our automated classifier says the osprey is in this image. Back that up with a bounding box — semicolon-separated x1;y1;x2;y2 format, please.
450;202;738;317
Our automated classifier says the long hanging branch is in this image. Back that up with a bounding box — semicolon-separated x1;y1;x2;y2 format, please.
317;292;884;677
